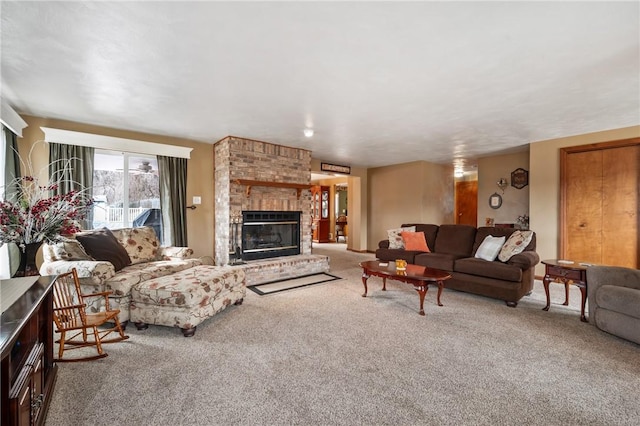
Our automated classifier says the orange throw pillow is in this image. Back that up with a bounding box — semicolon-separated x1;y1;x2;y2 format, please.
401;231;430;252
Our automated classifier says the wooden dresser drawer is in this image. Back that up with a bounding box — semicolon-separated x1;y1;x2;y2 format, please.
546;266;583;281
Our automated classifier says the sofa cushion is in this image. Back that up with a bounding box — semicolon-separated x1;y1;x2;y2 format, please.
111;226;161;264
434;224;477;257
414;253;460;271
104;258;203;296
595;285;640;320
44;238;93;262
401;231;430;252
387;226;416;249
498;231;534;262
401;224;439;254
475;235;506;261
76;228;132;272
131;265;245;308
454;258;523;282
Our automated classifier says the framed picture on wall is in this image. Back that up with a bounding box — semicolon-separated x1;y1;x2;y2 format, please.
489;193;502;209
511;168;529;189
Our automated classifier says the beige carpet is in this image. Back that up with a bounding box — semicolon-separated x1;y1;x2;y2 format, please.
45;244;640;425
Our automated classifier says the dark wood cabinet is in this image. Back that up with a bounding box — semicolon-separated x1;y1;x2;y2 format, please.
311;185;330;243
1;276;57;426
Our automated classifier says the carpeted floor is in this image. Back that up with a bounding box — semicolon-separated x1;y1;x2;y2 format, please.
45;244;640;425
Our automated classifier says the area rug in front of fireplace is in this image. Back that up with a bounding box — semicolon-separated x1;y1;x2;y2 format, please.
248;273;341;295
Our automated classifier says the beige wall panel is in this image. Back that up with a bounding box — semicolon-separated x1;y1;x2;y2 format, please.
477;151;529;228
367;161;453;252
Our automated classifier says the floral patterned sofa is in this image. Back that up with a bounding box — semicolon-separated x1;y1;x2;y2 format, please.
40;226;203;325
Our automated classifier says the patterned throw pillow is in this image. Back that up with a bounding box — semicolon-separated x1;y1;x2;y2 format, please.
387;226;416;249
43;238;93;262
498;230;534;262
401;231;430;252
115;226;161;264
475;235;506;261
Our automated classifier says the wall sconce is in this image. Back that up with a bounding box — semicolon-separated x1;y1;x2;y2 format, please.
497;178;508;194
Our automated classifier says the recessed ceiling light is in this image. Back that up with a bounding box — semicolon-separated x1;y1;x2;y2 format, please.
304;128;314;138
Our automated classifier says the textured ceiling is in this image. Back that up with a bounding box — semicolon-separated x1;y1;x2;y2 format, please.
1;1;638;169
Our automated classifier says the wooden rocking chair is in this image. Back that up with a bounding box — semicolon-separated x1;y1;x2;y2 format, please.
52;268;129;362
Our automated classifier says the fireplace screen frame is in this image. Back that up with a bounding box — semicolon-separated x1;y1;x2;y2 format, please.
241;211;301;261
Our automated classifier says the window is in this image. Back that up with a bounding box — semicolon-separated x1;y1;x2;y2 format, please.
92;150;163;241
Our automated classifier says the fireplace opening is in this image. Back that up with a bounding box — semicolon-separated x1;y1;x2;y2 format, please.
241;211;301;261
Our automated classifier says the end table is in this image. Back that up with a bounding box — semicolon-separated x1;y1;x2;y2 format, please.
541;259;591;322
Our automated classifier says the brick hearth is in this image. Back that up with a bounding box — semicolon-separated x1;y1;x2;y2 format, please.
235;254;330;286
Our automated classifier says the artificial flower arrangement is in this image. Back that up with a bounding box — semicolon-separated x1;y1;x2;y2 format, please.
0;147;93;251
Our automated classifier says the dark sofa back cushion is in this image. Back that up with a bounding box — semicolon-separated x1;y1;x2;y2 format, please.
76;227;132;272
473;227;536;255
401;224;439;252
434;224;477;257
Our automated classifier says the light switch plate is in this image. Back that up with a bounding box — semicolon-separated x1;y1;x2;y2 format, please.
193;196;202;205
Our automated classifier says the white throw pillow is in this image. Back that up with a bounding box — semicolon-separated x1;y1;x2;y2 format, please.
498;230;534;262
475;235;506;261
387;226;416;249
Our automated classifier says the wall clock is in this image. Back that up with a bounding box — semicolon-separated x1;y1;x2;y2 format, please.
511;168;529;189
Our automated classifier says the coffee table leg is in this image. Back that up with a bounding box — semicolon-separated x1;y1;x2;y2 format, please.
542;275;551;311
562;280;570;306
382;277;387;291
361;271;369;297
436;281;444;307
414;284;427;316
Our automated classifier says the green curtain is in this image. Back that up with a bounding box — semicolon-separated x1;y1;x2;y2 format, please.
158;155;187;246
48;143;95;229
3;125;21;202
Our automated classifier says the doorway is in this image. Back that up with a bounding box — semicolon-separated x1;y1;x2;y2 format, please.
455;180;478;226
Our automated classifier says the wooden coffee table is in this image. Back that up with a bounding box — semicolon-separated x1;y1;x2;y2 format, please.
360;260;451;316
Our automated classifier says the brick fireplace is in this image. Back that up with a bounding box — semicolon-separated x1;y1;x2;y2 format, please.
214;136;314;266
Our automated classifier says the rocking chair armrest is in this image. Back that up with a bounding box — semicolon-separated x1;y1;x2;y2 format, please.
53;303;86;311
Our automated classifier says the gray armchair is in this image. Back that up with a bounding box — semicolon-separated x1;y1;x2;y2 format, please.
587;265;640;345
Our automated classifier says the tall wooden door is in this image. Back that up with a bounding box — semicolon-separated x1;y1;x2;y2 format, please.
562;141;639;268
455;180;478;226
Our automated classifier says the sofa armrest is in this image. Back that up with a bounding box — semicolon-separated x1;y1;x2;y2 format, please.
587;265;640;317
39;260;116;285
506;251;540;269
378;240;390;249
159;246;194;260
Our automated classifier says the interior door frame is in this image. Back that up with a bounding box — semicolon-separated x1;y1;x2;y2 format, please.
559;137;640;258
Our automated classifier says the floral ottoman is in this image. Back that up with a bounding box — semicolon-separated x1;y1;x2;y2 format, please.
129;265;246;336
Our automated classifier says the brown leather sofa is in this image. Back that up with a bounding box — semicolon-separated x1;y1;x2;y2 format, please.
376;224;540;307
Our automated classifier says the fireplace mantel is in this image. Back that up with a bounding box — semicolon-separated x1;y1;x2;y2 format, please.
233;179;311;199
